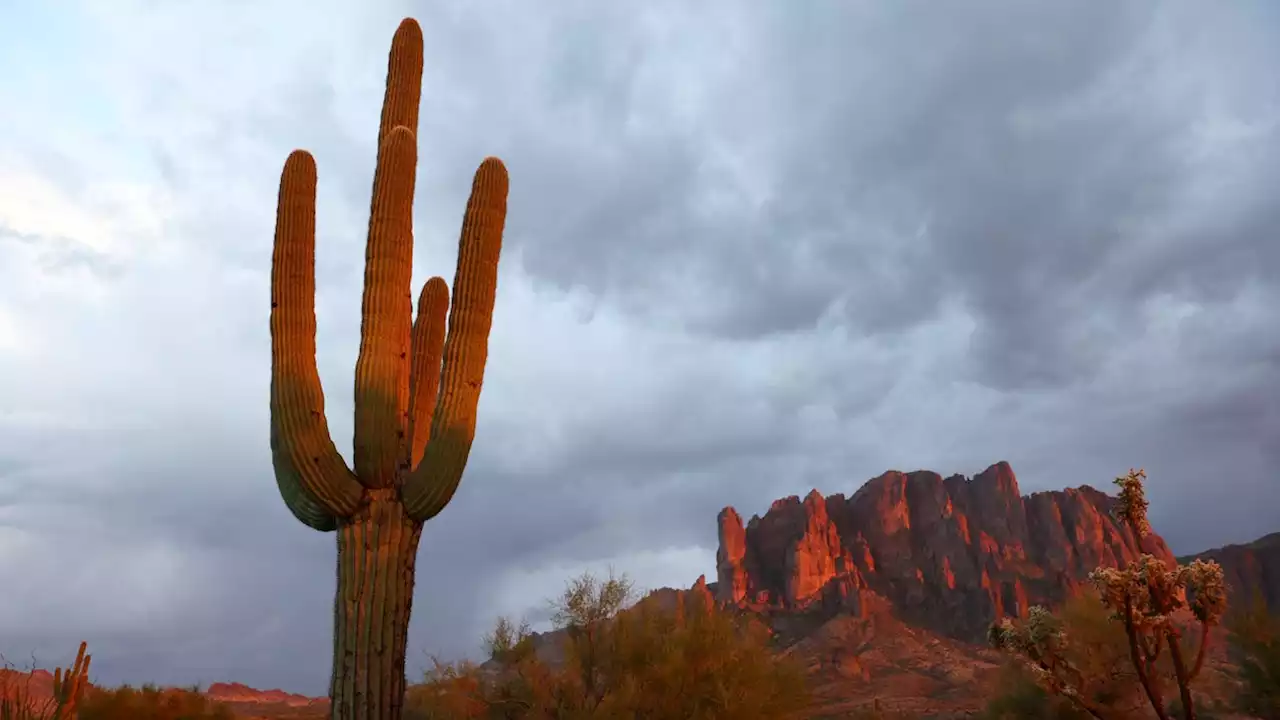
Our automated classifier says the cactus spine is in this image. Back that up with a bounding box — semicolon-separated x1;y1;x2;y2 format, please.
268;18;507;720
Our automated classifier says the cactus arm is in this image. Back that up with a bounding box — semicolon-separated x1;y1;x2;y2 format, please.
376;20;423;147
351;20;423;489
270;150;364;527
1187;617;1210;681
402;157;508;522
50;641;89;719
407;276;449;470
352;126;419;488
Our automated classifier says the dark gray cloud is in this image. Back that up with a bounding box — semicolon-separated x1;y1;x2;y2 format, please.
0;0;1277;698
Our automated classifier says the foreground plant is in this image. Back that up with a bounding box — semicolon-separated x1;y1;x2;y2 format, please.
990;469;1227;720
0;642;90;720
269;17;508;720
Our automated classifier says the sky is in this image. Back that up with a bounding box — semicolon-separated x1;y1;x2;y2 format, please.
0;0;1277;697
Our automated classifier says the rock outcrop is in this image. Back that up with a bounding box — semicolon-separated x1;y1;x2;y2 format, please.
713;461;1176;641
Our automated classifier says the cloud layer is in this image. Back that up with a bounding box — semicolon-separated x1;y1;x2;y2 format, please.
1;0;1277;695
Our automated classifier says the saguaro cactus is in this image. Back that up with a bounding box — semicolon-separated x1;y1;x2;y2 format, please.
268;18;507;720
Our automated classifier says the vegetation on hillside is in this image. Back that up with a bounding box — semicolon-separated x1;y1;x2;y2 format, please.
1225;590;1280;719
404;570;809;719
982;593;1144;719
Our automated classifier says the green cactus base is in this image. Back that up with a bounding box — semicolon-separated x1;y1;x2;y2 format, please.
330;490;424;720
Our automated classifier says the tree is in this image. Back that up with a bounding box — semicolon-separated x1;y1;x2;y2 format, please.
404;570;809;719
549;569;636;711
483;617;536;667
991;469;1227;720
267;17;509;720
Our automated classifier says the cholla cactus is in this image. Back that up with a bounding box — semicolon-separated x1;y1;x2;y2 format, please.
993;470;1227;720
989;608;1094;711
1089;474;1226;720
1113;468;1152;538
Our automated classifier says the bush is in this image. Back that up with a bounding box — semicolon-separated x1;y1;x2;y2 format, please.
405;570;809;719
404;659;490;720
983;593;1140;719
1226;590;1280;719
980;661;1094;720
77;683;235;720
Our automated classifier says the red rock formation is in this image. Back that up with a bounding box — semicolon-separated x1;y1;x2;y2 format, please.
716;507;751;604
204;682;322;708
713;461;1178;642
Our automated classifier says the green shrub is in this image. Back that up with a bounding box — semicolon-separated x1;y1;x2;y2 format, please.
404;570;809;719
980;661;1092;720
986;592;1144;718
1226;590;1280;719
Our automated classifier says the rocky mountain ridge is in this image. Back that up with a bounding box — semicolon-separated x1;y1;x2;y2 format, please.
714;460;1178;642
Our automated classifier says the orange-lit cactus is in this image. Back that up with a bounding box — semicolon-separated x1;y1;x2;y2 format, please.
991;470;1227;720
49;642;89;719
269;18;507;720
0;642;89;720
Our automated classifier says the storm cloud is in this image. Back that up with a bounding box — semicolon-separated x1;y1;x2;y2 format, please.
1;0;1277;695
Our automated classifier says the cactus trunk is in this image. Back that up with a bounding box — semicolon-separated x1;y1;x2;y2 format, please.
330;490;423;720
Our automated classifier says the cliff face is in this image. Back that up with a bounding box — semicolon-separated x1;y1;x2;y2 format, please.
714;461;1176;641
1185;532;1280;612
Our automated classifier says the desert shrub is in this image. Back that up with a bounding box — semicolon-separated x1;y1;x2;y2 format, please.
483;617;537;668
986;591;1147;718
76;683;234;720
983;592;1150;719
403;659;490;720
1226;590;1280;719
981;661;1093;720
405;570;809;719
580;593;808;718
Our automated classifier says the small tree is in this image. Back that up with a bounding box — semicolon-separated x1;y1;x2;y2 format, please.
404;569;808;719
548;568;636;711
992;469;1227;720
483;616;535;666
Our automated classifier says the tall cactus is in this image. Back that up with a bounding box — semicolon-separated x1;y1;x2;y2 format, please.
268;18;507;720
